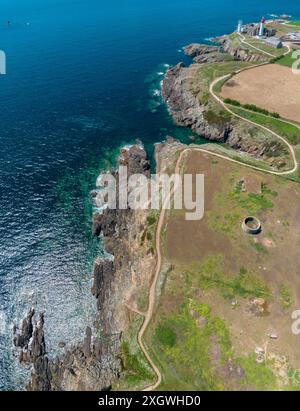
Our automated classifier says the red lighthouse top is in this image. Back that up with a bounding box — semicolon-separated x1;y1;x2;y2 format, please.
260;17;266;23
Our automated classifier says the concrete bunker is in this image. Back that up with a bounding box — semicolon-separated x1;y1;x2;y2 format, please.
242;216;262;235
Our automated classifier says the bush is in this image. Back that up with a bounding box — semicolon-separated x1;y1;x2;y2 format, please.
155;324;177;347
271;112;280;118
270;56;281;64
243;104;269;116
223;98;241;106
226;101;281;119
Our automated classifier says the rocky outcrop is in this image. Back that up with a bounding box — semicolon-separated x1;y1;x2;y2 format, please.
14;309;51;391
91;143;153;333
214;35;269;63
184;43;230;64
162;62;288;168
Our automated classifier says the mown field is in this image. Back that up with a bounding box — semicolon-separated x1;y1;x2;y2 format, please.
221;64;300;124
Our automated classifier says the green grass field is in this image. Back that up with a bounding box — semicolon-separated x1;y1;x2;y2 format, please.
288;21;300;27
243;36;287;58
275;52;297;68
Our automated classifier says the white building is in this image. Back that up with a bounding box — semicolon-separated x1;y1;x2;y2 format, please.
264;36;283;48
259;17;266;36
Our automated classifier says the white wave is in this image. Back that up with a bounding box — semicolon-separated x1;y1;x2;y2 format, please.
152;89;161;97
0;311;6;335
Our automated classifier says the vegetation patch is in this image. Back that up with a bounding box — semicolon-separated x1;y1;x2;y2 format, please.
287;21;300;27
152;301;233;390
155;323;177;348
186;256;270;301
275;52;297;68
279;286;293;309
140;210;159;254
230;106;300;145
203;109;231;128
251;241;268;254
116;315;155;390
237;354;278;390
209;178;276;239
288;368;300;387
224;98;280;118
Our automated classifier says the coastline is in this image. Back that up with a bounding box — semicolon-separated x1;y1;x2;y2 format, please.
12;16;300;391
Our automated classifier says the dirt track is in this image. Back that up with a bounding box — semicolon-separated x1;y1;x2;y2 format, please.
221;64;300;123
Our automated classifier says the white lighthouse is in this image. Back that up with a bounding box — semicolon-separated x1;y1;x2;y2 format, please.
237;20;243;34
259;17;266;37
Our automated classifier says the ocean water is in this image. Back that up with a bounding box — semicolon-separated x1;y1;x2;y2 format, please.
1;0;300;390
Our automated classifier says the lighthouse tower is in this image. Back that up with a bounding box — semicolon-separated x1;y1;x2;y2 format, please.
259;17;265;37
237;20;243;33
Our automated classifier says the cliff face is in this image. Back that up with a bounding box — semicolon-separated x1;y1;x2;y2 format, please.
183;44;230;64
183;39;269;65
162;62;232;142
162;61;288;169
14;143;155;391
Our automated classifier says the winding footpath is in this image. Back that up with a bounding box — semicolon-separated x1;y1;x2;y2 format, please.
237;32;277;57
130;41;298;392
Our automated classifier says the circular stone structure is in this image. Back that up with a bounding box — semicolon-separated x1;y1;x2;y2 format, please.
242;216;262;235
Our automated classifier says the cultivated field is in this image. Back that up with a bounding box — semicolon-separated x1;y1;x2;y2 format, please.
146;151;300;390
221;64;300;123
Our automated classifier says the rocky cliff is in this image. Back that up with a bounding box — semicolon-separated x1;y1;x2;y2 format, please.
213;36;269;63
163;62;232;142
14;143;155;391
183;44;230;64
184;39;269;65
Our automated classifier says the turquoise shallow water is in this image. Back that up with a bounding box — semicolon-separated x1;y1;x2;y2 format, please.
0;0;300;390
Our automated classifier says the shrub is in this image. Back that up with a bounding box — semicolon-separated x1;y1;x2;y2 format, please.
224;98;241;106
271;112;280;118
155;324;177;347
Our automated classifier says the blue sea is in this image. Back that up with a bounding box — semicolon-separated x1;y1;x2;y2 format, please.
0;0;300;390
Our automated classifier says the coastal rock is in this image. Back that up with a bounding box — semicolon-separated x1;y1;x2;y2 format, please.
92;258;114;310
184;43;229;64
119;142;151;176
53;143;154;391
14;310;52;391
16;142;154;391
13;307;35;349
